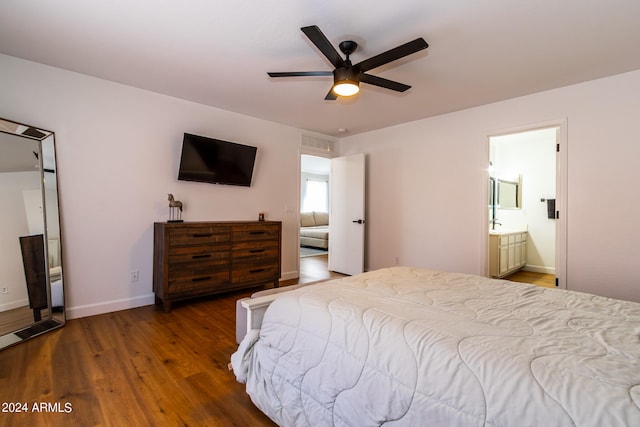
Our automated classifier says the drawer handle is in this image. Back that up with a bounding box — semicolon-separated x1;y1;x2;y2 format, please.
193;233;213;238
192;254;212;259
249;231;266;235
192;276;211;282
249;249;265;253
249;268;265;274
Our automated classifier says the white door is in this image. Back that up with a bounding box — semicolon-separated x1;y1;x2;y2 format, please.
329;153;365;275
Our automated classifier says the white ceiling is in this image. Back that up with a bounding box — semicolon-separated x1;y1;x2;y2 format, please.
1;1;640;137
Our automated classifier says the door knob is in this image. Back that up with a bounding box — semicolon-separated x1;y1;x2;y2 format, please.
352;219;364;224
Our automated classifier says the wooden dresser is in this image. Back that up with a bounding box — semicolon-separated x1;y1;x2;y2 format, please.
153;221;281;312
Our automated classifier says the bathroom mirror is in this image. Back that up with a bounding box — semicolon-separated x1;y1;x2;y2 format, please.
495;176;522;209
0;117;64;350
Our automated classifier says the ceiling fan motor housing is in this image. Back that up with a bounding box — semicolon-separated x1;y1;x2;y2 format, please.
333;65;360;85
338;40;358;56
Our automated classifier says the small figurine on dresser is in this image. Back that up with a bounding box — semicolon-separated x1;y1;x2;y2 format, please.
167;193;183;222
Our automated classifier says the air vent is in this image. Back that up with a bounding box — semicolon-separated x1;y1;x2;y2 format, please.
301;133;336;153
15;319;61;339
22;127;47;139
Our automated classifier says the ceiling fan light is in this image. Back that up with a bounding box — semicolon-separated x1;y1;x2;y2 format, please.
333;81;360;96
332;67;360;97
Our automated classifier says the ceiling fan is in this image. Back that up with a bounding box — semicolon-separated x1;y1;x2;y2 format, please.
268;25;429;100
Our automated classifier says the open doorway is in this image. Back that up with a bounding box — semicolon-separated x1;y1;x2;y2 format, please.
487;123;567;289
299;154;331;282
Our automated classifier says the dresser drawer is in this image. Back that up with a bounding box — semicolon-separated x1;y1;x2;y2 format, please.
232;223;280;242
232;241;279;263
169;226;231;246
168;269;230;294
168;244;230;265
231;264;279;284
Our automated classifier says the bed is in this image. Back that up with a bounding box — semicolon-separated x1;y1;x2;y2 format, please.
231;266;640;426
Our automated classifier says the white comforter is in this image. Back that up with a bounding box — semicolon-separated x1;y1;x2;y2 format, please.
232;267;640;426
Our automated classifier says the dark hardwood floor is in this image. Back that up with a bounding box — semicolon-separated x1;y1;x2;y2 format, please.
0;255;340;426
0;290;277;426
504;270;556;288
297;253;344;284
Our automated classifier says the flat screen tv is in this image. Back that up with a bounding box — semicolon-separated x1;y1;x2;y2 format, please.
178;133;257;187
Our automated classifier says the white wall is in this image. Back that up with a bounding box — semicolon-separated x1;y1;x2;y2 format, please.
341;69;640;303
0;54;302;319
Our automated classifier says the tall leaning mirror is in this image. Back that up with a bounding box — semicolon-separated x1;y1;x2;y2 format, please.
0;117;64;350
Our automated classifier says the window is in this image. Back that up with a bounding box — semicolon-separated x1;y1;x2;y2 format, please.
302;179;328;212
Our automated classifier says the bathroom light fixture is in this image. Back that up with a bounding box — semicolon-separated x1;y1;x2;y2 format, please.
488;161;495;176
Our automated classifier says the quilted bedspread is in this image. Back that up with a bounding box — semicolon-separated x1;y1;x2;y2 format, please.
232;267;640;426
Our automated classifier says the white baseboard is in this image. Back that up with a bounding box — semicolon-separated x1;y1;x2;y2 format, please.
523;265;556;275
67;273;301;320
66;293;155;320
0;298;29;312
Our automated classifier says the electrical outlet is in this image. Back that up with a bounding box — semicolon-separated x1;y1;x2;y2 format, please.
129;271;139;283
1;287;7;294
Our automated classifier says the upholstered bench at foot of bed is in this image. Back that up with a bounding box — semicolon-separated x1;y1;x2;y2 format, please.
235;284;306;344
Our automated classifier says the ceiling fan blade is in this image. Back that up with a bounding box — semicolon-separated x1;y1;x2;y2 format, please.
324;87;338;101
268;71;333;77
324;88;338;101
355;38;428;72
301;25;345;68
360;74;411;92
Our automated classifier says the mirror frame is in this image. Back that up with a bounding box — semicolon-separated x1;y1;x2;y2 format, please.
0;117;65;350
496;176;522;209
491;175;522;210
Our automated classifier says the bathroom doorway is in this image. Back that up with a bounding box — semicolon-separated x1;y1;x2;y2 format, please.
487;121;567;289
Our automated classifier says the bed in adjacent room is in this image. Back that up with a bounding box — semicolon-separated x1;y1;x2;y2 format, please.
231;266;640;426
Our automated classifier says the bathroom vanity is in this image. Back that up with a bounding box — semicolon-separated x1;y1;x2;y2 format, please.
489;230;528;278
